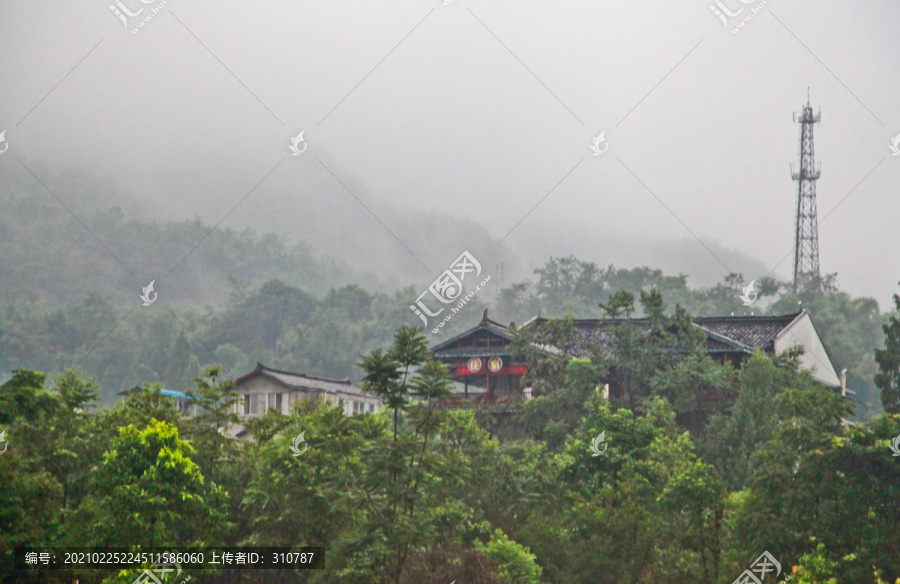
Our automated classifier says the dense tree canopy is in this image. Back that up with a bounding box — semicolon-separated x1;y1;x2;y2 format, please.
3;312;899;583
2;195;898;582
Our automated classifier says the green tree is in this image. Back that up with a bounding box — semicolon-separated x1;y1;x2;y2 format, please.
875;287;900;413
793;542;838;584
518;358;604;448
0;369;54;426
508;313;578;396
598;289;635;318
703;350;802;491
184;364;240;482
0;455;62;583
79;419;227;547
407;357;455;452
556;398;680;582
242;402;384;583
93;384;183;445
599;288;707;411
163;332;193;389
351;326;466;584
733;378;855;573
45;369;100;513
657;459;725;583
651;348;734;438
358;325;428;440
474;529;542;584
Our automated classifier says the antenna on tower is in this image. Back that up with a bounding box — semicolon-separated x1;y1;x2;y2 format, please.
791;91;822;293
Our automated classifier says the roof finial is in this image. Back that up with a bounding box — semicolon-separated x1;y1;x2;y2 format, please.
807;86;810;104
482;309;488;323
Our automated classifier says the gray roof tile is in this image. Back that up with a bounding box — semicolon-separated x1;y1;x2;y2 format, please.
237;363;372;397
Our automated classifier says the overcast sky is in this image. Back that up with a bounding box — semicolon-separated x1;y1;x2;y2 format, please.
2;0;899;305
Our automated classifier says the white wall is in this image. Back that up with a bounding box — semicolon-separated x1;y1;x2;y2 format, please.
233;376;381;418
774;313;840;387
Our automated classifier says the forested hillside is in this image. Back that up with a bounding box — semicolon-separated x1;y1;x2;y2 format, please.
3;319;900;583
2;184;899;579
0;185;889;416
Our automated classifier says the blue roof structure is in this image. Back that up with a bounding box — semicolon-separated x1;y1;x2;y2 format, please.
157;389;193;399
118;386;196;400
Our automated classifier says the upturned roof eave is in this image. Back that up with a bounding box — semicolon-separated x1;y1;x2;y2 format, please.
430;318;514;352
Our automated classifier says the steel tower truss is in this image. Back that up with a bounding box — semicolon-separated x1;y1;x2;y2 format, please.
791;97;822;293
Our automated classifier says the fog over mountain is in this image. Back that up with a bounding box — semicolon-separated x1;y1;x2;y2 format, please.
2;0;899;306
6;5;900;581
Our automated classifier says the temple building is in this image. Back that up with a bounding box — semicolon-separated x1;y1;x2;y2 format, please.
431;311;529;401
431;309;852;402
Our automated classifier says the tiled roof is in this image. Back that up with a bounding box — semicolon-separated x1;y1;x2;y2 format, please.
429;311;809;370
703;332;751;353
695;313;800;349
430;314;514;353
528;312;803;359
237;363;371;397
433;346;514;359
431;310;517;360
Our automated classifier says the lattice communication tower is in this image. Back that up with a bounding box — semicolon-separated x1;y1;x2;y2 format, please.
790;92;822;293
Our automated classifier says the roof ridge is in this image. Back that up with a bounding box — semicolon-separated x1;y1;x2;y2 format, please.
430;318;514;352
258;363;352;385
692;323;754;351
697;311;801;322
532;311;804;326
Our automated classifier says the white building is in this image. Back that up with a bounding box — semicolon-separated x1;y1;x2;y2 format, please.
232;362;382;418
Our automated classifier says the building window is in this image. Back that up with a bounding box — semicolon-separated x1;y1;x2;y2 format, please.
242;394;258;415
268;393;283;413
